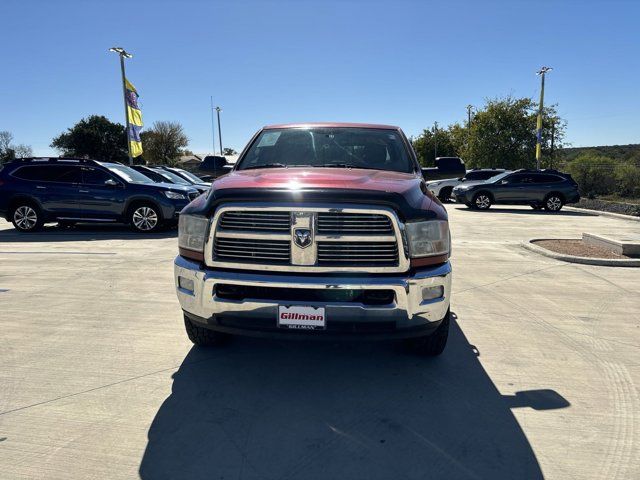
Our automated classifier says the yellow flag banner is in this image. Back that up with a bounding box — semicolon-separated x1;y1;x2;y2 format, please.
125;78;143;157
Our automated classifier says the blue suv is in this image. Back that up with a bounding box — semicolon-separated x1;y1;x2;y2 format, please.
0;157;200;232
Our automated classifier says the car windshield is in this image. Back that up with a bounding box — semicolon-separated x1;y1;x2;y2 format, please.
154;169;191;185
487;171;511;183
174;169;204;184
237;127;414;173
107;165;154;183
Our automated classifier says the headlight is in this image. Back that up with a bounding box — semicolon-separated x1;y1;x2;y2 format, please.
164;191;186;200
178;214;209;252
405;220;450;257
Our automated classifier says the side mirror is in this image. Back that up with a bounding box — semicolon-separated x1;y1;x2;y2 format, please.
105;178;119;187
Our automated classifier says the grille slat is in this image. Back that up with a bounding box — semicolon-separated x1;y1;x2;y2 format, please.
219;211;291;233
317;241;398;266
317;212;393;235
214;236;291;264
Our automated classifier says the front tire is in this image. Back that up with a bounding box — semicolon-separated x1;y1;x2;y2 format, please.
11;203;43;232
438;187;453;203
129;204;161;232
544;194;564;212
472;192;492;210
184;315;231;347
404;309;450;356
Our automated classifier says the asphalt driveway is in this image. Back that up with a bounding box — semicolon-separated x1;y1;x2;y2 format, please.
0;206;638;479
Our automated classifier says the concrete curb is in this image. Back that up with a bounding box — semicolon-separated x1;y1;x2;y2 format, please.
522;238;640;267
565;206;640;222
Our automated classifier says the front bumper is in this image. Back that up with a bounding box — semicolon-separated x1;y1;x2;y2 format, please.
174;256;452;340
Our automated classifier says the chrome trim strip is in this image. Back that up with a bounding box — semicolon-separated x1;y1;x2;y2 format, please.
204;203;409;273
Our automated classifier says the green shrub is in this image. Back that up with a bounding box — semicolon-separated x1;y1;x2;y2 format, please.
614;162;640;198
567;154;617;196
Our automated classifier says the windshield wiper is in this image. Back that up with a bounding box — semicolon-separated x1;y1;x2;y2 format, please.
321;163;380;171
242;163;289;170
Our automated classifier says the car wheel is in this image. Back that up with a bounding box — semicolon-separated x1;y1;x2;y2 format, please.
11;203;43;232
404;309;450;356
472;192;492;210
184;315;231;347
438;187;453;203
544;194;564;212
129;204;161;232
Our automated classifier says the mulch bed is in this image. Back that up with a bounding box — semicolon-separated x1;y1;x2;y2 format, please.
533;239;634;259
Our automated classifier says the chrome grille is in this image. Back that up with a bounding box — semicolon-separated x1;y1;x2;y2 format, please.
214;237;290;264
318;241;398;266
207;205;407;273
219;211;290;232
317;212;393;235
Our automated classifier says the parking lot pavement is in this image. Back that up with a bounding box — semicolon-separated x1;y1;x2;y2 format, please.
0;206;638;479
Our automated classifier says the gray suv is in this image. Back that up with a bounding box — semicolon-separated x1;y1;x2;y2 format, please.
453;169;580;212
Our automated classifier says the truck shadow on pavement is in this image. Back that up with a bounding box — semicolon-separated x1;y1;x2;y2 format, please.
0;223;177;243
139;316;569;480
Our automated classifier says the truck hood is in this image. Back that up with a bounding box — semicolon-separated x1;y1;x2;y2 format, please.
184;167;446;222
212;167;421;194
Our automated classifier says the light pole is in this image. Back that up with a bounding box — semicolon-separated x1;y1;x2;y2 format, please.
215;106;223;155
466;104;474;128
109;47;133;165
210;96;217;155
535;66;553;170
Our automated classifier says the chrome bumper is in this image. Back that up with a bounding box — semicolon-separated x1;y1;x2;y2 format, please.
174;256;451;335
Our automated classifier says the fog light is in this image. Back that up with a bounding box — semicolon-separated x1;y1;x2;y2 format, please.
178;276;195;293
422;285;444;301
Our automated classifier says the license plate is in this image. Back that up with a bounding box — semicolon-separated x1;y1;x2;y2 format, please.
278;305;326;330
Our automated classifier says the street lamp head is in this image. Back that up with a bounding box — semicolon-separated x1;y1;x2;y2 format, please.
109;47;133;58
536;66;553;75
215;106;222;112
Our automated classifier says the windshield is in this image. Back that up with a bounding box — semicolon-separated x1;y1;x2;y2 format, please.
173;169;204;184
154;169;191;185
237;127;414;173
487;172;511;183
107;165;155;183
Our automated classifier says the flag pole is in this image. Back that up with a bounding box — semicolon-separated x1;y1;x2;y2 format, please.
110;47;134;165
535;66;552;170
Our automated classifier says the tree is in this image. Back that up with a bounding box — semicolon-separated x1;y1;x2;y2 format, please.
51;115;127;162
222;147;238;156
566;154;617;197
140;121;189;165
1;131;34;163
465;96;566;169
411;126;457;166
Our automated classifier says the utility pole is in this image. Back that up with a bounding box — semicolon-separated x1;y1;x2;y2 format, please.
466;105;474;162
535;66;553;170
433;121;438;164
210;96;217;155
550;118;556;169
215;106;223;155
109;47;133;165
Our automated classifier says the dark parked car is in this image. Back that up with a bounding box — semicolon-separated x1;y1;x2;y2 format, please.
155;166;211;194
421;156;466;181
452;169;580;211
426;168;507;202
131;165;208;195
0;158;200;232
198;155;233;180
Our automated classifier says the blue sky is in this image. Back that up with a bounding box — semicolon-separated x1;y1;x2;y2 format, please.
1;0;638;156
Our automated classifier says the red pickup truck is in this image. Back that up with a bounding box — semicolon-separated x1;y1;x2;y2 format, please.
174;123;452;355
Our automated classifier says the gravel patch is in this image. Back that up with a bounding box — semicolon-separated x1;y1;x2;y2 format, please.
576;198;640;217
533;239;633;259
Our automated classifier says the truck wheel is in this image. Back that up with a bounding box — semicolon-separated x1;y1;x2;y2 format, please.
129;203;161;232
404;309;450;356
544;194;564;212
438;187;453;203
472;192;492;210
183;315;231;347
11;203;44;232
